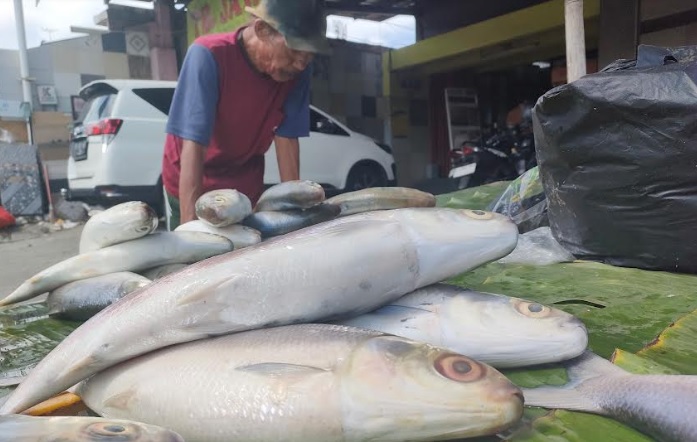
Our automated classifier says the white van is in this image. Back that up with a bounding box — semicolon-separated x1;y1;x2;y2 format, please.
64;79;396;214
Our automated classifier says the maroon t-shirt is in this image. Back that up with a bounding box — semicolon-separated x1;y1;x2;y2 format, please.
162;29;301;206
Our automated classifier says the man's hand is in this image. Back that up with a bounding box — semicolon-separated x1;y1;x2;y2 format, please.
179;139;207;224
275;136;300;182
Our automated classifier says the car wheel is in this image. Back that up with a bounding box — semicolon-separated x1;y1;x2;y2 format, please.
345;162;387;191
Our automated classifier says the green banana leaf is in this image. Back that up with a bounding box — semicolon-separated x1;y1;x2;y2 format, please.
450;261;697;358
635;308;697;375
435;181;511;210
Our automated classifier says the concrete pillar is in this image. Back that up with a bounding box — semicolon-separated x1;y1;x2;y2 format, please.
599;0;640;69
149;0;179;81
564;0;587;83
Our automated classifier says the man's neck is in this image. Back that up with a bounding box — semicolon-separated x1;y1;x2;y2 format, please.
240;26;270;79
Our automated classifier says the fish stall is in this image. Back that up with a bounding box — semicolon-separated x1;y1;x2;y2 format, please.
0;176;694;442
1;46;697;441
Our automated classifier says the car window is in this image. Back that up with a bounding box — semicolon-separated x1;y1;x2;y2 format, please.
77;93;115;124
132;88;175;116
310;109;349;136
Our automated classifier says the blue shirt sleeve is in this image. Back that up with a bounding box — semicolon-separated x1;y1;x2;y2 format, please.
166;44;219;146
275;64;312;139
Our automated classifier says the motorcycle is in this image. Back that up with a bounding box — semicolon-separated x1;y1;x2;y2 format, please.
447;123;537;189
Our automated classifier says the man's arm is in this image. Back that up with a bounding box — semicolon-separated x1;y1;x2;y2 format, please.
165;43;219;221
274;65;312;182
275;136;300;182
179;140;207;224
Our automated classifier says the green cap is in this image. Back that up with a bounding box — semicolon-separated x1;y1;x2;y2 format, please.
246;0;331;55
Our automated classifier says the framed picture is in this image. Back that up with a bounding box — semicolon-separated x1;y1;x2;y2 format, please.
37;85;58;105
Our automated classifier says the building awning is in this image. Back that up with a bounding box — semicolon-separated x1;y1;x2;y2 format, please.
386;0;600;74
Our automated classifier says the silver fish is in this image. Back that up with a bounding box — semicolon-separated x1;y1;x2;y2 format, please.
175;219;261;248
332;283;588;368
521;350;697;442
195;189;252;227
255;180;325;212
0;231;233;307
0;414;184;442
77;323;524;442
326;187;436;216
0;207;518;415
79;201;158;253
46;272;152;321
242;203;341;237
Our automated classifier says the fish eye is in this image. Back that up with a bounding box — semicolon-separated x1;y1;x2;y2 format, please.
84;422;138;439
514;300;551;318
214;196;226;203
463;209;494;220
433;353;484;383
136;225;151;233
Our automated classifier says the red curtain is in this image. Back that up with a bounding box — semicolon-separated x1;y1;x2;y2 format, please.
428;70;472;177
428;73;451;178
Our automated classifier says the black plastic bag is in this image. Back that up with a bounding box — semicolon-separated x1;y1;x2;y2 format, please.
532;45;697;274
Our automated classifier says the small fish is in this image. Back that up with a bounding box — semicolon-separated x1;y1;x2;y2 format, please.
0;414;184;442
175;220;261;249
242;203;341;237
0;208;518;415
47;272;152;321
326;187;436;216
521;350;697;442
79;201;158;253
0;231;233;307
77;324;524;442
332;283;588;368
254;180;325;212
195;189;252;227
140;264;189;281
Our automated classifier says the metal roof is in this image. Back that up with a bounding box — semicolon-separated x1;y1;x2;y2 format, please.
101;0;415;32
324;0;415;20
152;0;415;21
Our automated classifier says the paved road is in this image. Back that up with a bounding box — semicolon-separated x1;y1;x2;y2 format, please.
0;226;82;300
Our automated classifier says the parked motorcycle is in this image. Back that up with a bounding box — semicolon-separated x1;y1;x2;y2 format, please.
447;123;537;189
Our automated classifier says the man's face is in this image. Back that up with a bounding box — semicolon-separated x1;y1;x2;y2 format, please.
265;32;315;82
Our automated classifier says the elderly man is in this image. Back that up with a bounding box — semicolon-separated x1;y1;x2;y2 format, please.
162;0;330;230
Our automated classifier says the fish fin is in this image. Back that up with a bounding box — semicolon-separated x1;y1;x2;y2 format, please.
176;275;242;307
0;375;26;388
58;355;99;381
20;392;83;416
521;350;625;414
236;363;328;381
380;304;432;314
561;350;628;381
102;389;137;411
521;386;606;414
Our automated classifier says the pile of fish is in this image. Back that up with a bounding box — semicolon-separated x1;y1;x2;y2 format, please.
0;181;694;442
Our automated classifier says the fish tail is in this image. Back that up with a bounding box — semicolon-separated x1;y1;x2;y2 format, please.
520;350;625;414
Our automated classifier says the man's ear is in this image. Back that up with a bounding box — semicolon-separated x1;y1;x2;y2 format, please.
253;19;278;42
